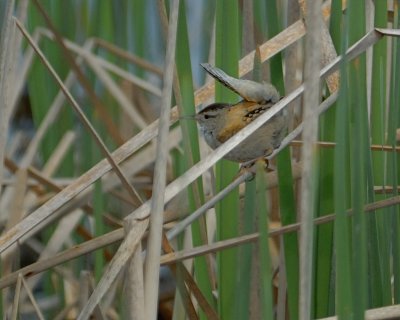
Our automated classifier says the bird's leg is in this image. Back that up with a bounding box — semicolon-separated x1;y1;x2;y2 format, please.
235;157;270;181
240;157;269;170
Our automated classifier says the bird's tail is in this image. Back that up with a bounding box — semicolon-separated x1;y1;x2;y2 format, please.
201;63;242;97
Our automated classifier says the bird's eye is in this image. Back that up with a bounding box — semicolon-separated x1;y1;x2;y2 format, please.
203;114;216;119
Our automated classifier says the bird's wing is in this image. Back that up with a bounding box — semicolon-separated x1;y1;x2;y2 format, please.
215;101;254;143
242;102;272;122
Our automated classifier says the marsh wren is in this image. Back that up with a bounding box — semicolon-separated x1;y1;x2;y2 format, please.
196;63;287;163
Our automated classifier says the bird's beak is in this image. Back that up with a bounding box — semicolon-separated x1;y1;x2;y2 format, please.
178;114;197;121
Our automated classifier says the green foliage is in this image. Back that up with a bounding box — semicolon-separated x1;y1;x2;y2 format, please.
215;2;240;318
13;1;400;318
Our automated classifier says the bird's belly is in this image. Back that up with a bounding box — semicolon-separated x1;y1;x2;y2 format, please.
208;112;287;162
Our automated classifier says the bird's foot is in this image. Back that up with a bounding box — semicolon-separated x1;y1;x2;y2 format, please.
237;157;271;181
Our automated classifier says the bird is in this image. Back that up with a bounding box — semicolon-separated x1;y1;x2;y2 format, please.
195;100;287;163
195;63;287;163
